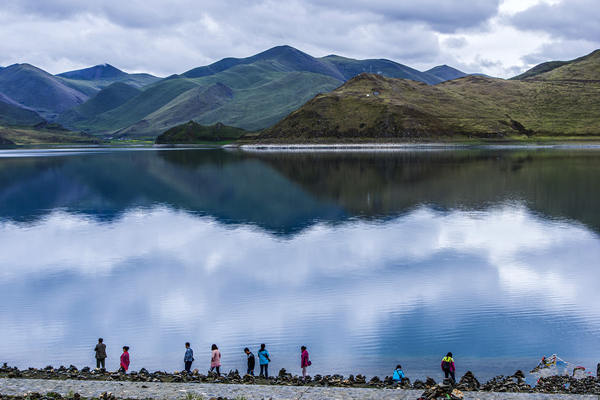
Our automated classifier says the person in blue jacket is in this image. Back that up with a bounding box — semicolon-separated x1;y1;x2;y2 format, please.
393;364;405;381
258;343;271;378
184;342;194;373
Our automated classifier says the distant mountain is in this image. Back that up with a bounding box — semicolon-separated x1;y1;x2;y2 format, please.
0;63;89;119
183;45;452;84
0;46;475;137
57;63;160;90
258;49;600;141
57;82;141;127
155;121;246;143
320;55;441;84
183;45;343;80
425;65;467;81
58;63;127;80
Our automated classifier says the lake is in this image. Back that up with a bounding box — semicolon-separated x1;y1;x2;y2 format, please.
0;147;599;382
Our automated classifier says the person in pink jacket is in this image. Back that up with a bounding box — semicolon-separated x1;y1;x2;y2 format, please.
300;346;311;380
119;346;130;373
210;344;221;376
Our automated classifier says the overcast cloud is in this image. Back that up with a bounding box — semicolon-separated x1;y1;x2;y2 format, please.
0;0;598;78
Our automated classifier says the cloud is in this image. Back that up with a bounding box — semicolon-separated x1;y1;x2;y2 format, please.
508;0;600;41
0;0;598;79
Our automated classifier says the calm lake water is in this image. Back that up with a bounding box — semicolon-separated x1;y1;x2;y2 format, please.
0;147;599;381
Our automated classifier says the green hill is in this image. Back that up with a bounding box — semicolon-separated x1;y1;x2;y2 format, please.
0;63;89;119
57;82;141;127
155;121;246;143
511;50;600;80
258;49;600;141
70;76;200;134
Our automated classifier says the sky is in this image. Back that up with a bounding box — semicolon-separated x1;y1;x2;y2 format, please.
0;0;598;78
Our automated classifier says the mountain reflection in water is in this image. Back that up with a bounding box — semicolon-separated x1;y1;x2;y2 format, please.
0;148;598;380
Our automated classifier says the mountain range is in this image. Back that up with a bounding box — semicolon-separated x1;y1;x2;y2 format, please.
0;46;470;139
259;49;600;141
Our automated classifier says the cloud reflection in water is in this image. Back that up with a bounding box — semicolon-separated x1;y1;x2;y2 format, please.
1;203;599;379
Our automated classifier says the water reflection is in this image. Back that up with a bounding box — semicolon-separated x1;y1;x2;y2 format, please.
0;148;599;380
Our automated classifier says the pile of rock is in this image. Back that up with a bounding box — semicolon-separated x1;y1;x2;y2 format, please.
456;371;480;391
535;375;600;395
418;383;464;400
481;371;532;393
0;393;237;400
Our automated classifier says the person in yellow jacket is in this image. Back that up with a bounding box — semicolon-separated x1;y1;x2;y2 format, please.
441;352;456;383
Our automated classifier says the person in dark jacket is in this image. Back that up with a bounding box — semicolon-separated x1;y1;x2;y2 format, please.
94;338;107;370
244;347;255;376
184;342;194;373
441;352;456;383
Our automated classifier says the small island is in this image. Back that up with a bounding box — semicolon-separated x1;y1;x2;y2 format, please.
154;121;247;144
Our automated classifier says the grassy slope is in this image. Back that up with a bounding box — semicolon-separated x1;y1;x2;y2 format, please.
511;50;600;80
0;96;45;126
0;125;100;145
117;83;234;137
57;82;141;127
155;121;246;143
259;50;600;141
71;77;200;133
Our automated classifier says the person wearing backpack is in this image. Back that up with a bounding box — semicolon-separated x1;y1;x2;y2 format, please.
258;343;270;378
301;346;311;380
441;352;456;383
393;364;405;381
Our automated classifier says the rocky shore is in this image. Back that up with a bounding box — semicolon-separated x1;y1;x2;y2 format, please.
1;364;599;396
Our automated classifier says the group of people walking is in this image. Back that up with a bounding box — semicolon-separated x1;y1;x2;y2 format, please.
94;338;311;378
94;338;455;383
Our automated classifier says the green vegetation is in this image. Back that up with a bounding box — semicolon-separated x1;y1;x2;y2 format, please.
155;121;246;143
258;49;600;142
0;124;99;146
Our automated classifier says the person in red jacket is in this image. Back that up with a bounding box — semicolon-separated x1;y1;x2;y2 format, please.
300;346;311;380
120;346;130;373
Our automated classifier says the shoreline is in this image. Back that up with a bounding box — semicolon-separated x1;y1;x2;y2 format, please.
0;378;598;400
1;365;599;396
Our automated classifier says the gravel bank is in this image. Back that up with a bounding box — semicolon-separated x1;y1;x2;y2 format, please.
1;379;598;400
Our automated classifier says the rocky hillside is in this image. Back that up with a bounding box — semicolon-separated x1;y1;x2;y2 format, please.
258;49;600;141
